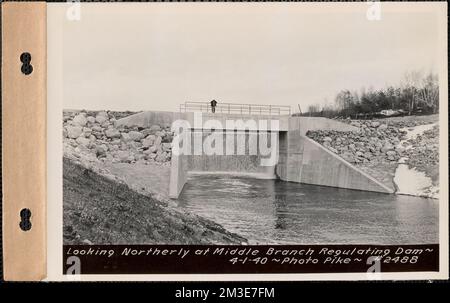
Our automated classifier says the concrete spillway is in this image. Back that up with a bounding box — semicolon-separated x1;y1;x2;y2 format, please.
116;111;394;198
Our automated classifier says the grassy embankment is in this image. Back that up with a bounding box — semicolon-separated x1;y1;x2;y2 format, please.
63;157;246;245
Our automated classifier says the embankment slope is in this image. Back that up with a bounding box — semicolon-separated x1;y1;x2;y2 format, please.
63;157;246;245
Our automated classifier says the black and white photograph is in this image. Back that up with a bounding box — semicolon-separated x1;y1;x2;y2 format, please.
45;1;447;278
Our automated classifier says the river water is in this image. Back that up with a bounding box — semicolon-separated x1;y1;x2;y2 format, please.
178;174;439;244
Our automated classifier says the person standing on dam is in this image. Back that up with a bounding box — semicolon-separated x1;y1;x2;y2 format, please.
210;99;218;113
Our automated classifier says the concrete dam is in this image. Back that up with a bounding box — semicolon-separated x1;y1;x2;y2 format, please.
116;111;394;199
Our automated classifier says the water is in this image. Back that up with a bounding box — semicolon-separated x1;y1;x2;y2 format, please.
178;174;439;244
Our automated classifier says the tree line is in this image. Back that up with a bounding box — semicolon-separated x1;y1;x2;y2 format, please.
300;71;439;119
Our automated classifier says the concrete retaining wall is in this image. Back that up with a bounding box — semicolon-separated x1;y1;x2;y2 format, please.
169;152;188;199
298;117;358;135
276;117;304;183
116;111;290;131
292;136;393;193
116;111;181;129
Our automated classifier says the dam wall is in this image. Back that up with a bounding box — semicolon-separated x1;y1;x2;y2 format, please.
117;111;393;198
276;117;392;193
297;117;357;135
116;111;178;129
298;136;393;193
116;111;289;131
169;151;189;199
185;130;278;178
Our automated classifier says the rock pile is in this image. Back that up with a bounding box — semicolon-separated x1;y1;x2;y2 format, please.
63;110;174;166
404;125;439;177
307;121;406;164
306;119;437;165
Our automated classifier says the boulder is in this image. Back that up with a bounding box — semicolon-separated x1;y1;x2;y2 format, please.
68;139;78;147
145;153;157;160
371;121;380;128
97;111;108;117
121;133;131;142
150;125;162;132
155;130;166;138
369;145;378;153
148;146;158;153
142;136;155;148
100;121;111;128
105;129;121;138
396;146;405;155
146;153;157;160
95;145;107;158
162;143;172;152
86;116;96;124
76;136;91;147
381;142;394;153
72;114;87;127
95;114;108;124
363;152;373;159
82;239;93;245
128;131;144;141
67;126;83;139
117;151;129;162
141;129;153;137
341;152;355;163
154;136;162;147
83;127;92;138
386;150;397;161
92;131;103;139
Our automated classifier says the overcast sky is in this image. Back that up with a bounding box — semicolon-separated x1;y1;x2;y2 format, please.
51;2;444;112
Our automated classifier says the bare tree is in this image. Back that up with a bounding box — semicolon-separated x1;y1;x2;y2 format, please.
417;72;439;113
335;90;354;117
401;70;423;115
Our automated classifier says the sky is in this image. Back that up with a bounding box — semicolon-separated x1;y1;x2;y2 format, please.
50;2;445;112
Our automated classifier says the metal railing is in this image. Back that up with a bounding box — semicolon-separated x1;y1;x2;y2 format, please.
180;101;291;116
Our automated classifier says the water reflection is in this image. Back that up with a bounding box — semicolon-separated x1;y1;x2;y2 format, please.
178;174;438;244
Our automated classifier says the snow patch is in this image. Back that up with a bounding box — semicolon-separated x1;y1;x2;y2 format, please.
398;123;437;149
394;164;436;198
394;123;438;199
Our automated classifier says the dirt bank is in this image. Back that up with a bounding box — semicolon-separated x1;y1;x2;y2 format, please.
63;157;247;245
